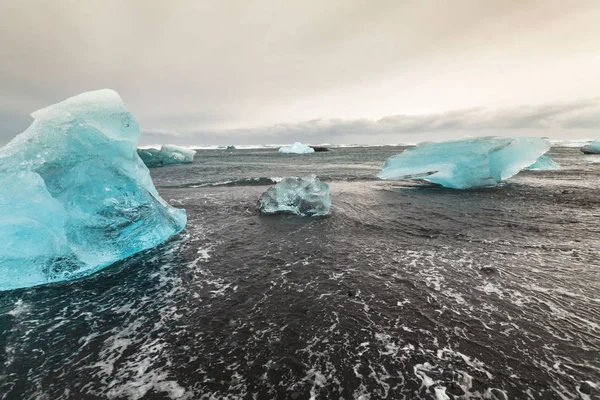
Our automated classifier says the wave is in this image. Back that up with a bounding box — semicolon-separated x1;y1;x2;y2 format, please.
179;177;283;188
550;140;593;148
164;176;380;189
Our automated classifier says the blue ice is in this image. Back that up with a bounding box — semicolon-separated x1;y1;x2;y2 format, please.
0;89;187;291
279;142;315;154
138;145;196;167
377;137;551;189
258;175;330;216
582;141;600;154
525;153;560;170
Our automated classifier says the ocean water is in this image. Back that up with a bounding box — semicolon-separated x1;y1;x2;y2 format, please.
1;146;599;399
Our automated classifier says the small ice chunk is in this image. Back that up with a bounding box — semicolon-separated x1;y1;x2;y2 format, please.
377;136;551;189
0;89;187;291
582;141;600;154
258;175;330;216
278;142;315;154
525;153;560;170
138;145;196;167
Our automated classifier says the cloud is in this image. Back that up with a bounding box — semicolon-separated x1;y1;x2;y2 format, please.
139;98;600;145
1;1;599;145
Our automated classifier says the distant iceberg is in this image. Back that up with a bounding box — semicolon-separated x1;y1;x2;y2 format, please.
525;153;560;170
279;142;315;154
138;144;196;167
258;175;330;216
377;137;551;189
581;141;600;154
0;89;187;291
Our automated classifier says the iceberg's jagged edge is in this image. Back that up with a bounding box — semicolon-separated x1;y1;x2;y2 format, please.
258;175;330;216
526;153;560;171
0;89;187;291
377;136;551;189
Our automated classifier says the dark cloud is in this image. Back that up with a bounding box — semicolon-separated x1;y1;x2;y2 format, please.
1;0;599;145
138;98;600;145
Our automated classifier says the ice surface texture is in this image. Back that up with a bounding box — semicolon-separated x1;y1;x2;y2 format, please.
258;175;330;216
525;154;560;170
279;142;315;154
581;141;600;154
0;89;187;291
138;145;196;167
377;137;551;189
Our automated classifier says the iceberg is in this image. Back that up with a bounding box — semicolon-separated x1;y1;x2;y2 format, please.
581;141;600;154
258;175;330;216
377;137;551;189
0;89;187;291
278;142;315;154
137;144;196;167
525;153;560;170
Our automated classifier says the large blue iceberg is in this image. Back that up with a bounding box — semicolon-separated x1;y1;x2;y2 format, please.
0;89;187;291
377;137;551;189
581;141;600;154
279;142;315;154
137;145;196;167
525;153;560;171
258;175;330;216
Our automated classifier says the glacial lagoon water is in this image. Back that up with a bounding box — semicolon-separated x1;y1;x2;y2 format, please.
0;145;599;399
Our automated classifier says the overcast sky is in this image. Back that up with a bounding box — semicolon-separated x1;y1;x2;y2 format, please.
1;0;599;146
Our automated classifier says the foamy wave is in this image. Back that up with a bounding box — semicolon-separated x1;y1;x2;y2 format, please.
550;139;594;148
188;177;283;188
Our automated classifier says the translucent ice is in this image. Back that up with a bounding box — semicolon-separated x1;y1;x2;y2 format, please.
138;145;196;167
279;142;315;154
258;175;330;216
377;137;551;189
581;141;600;154
0;89;187;291
525;153;560;170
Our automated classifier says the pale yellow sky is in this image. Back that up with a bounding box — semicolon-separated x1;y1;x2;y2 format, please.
1;0;599;144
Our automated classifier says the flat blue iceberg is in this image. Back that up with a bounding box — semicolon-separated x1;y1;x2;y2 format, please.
377;137;551;189
525;153;560;170
0;89;187;291
279;142;315;154
581;141;600;154
138;144;196;167
258;175;330;216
